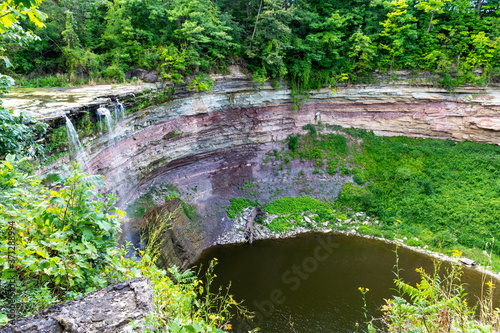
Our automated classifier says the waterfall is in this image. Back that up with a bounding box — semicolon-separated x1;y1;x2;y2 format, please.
114;99;125;123
65;116;90;172
97;106;114;142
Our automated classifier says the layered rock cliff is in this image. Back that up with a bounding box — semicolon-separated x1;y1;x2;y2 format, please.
31;74;500;266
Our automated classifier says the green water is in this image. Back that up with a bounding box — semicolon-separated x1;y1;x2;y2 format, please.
194;233;499;332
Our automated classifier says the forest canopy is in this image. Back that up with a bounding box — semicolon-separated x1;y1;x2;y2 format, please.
2;0;500;92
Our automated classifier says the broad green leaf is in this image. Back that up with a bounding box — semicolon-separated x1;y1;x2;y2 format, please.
82;227;94;239
1;269;17;279
169;322;181;333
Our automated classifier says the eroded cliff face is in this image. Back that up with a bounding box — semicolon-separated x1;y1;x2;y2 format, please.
76;78;500;197
40;75;500;266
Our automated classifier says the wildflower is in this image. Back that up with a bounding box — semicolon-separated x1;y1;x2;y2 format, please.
452;249;463;258
486;281;496;289
226;324;232;330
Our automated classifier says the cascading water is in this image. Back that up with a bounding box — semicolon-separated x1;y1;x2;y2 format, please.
97;106;114;142
65;116;90;171
114;99;125;123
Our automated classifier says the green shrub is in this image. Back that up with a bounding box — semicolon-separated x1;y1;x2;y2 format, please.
288;134;300;152
0;158;248;329
302;124;317;136
0;107;48;159
429;230;456;249
102;65;125;82
46;125;68;153
353;175;365;185
227;197;258;219
0;157;125;315
264;196;331;215
378;260;499;332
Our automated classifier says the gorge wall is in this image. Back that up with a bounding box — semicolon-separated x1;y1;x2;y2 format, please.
37;73;500;267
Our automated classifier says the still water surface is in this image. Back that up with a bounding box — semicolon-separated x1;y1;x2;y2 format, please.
193;233;499;332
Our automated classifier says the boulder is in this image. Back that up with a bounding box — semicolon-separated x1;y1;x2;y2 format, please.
143;71;159;83
459;257;477;266
124;70;133;80
130;68;147;80
0;277;153;333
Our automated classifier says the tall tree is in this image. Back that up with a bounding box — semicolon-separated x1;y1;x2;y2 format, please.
416;0;452;33
349;27;377;73
246;0;293;79
378;0;418;71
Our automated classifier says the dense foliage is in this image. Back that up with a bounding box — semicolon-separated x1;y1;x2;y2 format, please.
370;252;500;332
0;159;245;330
0;107;47;160
0;0;48;160
337;127;500;256
3;0;500;92
0;157;126;318
228;124;500;268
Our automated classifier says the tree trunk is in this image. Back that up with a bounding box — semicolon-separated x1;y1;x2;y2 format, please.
427;11;434;33
247;1;251;19
477;0;484;18
250;0;264;48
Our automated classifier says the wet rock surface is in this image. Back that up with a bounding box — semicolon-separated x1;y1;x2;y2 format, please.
3;84;158;120
0;277;153;333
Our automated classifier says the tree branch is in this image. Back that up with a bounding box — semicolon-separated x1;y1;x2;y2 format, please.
250;0;263;48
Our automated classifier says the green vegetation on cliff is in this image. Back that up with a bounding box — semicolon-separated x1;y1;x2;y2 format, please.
228;124;500;268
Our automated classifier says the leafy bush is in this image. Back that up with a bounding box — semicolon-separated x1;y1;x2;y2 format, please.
377;258;499;332
0;108;48;159
264;196;332;215
102;65;125;82
302;124;317;136
287;134;300;152
46;125;68;153
226;198;258;219
0;158;248;330
0;157;125;315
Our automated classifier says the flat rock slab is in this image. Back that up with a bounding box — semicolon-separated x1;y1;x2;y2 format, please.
459;257;477;266
2;83;157;119
0;277;153;333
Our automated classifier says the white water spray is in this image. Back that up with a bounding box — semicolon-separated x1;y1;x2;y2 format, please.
114;99;125;123
65;116;90;171
97;106;114;142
